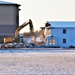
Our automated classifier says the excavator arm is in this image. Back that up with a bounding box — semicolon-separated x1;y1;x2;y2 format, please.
15;19;34;38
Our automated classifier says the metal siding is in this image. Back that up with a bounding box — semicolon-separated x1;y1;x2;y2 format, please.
48;22;75;27
66;29;75;46
0;25;16;36
0;5;19;36
51;28;75;48
0;5;19;26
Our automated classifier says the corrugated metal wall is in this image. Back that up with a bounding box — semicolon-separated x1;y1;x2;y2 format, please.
0;5;19;36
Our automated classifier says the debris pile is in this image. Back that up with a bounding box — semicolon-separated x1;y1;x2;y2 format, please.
0;34;46;48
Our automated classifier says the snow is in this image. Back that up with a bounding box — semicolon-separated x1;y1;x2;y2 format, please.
36;37;42;43
23;38;31;43
0;49;75;74
0;48;75;53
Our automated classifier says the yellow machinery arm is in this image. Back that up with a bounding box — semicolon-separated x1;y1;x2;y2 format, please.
15;19;34;37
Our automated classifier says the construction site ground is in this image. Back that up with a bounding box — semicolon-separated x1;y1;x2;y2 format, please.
0;49;75;75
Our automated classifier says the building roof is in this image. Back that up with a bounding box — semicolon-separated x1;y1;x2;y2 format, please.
48;21;75;28
0;1;19;5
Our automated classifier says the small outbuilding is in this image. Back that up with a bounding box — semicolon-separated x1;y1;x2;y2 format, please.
45;21;75;48
0;1;20;37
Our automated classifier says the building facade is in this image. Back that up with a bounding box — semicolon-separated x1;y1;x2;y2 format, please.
0;1;20;37
45;22;75;48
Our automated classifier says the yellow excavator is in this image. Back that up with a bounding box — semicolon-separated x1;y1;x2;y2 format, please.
4;19;34;43
15;19;34;38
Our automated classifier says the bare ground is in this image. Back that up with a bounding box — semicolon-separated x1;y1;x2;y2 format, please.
0;52;75;75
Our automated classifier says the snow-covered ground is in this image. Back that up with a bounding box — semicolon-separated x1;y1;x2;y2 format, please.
0;49;75;75
0;48;75;53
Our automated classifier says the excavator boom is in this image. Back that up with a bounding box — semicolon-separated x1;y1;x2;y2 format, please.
15;19;34;37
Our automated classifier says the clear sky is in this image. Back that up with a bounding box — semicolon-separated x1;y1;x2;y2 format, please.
2;0;75;33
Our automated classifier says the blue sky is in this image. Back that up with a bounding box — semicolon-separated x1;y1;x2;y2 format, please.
1;0;75;33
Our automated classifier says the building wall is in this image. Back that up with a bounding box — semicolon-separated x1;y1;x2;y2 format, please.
45;36;58;47
50;28;75;48
0;5;19;36
0;25;16;36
